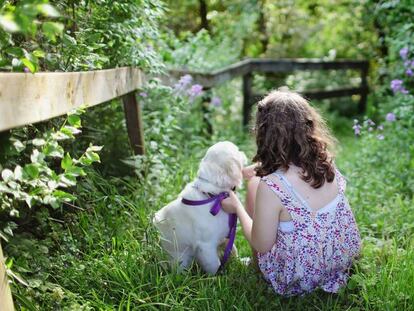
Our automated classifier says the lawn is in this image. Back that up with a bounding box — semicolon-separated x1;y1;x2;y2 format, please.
9;118;414;310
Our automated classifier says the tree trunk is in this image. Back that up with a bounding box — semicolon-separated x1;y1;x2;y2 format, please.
257;0;269;55
199;0;209;32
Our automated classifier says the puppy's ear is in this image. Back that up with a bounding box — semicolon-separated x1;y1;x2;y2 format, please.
224;157;244;188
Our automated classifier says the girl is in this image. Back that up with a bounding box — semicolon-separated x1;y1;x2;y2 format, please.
222;89;361;296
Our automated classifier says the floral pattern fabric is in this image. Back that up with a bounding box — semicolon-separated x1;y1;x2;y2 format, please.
257;169;361;296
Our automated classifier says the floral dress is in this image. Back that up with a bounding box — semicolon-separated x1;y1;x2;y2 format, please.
257;168;361;296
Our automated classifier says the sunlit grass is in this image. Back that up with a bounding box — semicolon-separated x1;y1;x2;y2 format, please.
8;114;414;310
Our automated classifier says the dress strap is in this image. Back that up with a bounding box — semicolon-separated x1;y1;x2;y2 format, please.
273;171;310;210
261;171;311;224
334;167;347;194
260;175;292;204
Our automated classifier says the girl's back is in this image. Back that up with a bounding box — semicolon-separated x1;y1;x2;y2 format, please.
267;164;340;222
257;166;361;296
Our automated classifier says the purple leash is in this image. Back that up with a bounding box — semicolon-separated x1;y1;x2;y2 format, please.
181;192;237;269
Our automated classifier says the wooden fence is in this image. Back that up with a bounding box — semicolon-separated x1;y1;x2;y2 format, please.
0;243;14;311
0;58;368;308
0;67;146;309
0;67;145;154
169;58;369;126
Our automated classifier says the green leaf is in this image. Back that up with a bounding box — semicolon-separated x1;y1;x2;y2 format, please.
21;58;36;73
87;145;103;152
32;138;46;146
43;195;59;209
0;14;19;32
1;169;14;182
33;49;45;58
23;164;39;179
12;140;25;153
62;34;77;46
66;166;85;177
60;126;81;138
14;166;23;181
53;190;76;202
43;144;64;158
67;114;81;127
30;149;44;163
79;147;101;166
61;153;73;170
42;22;64;42
59;174;76;187
5;47;24;58
6;268;29;287
37;4;60;17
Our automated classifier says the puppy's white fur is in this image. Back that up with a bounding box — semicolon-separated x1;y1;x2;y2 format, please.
153;141;247;274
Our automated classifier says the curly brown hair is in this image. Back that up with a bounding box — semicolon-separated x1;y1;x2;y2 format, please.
252;89;336;188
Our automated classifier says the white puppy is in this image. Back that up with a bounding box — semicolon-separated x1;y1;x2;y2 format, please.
153;141;247;274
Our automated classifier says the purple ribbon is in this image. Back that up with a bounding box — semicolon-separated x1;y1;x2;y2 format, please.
181;192;237;269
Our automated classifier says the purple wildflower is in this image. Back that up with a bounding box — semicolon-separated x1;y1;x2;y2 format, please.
368;127;373;132
400;47;409;60
377;125;384;131
406;68;413;77
188;84;203;98
180;74;193;86
404;60;411;68
390;79;409;94
211;96;222;107
385;112;396;122
23;67;30;73
174;74;193;93
367;119;375;126
139;92;148;98
377;134;385;140
352;124;362;136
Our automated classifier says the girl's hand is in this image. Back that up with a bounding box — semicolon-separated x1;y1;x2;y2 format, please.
242;163;258;180
222;191;242;214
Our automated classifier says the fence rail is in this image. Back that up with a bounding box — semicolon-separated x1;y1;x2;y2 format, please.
169;58;369;126
0;67;145;154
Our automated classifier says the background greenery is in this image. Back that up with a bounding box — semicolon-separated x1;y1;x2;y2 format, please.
0;0;413;310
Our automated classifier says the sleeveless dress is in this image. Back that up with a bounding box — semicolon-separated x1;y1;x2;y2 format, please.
257;168;361;296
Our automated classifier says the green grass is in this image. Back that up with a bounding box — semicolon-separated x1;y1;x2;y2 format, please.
5;115;414;310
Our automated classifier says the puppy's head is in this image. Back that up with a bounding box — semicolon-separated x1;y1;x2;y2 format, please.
197;141;247;191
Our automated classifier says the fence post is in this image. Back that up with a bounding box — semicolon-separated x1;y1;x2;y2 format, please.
122;92;145;155
0;243;14;311
359;62;369;113
202;88;213;135
242;73;253;127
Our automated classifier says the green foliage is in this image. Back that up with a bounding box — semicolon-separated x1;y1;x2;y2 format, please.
1;0;414;309
0;0;63;72
0;110;102;242
0;0;165;72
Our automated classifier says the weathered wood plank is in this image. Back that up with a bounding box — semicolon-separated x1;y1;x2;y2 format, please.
122;92;145;155
253;87;367;102
0;67;143;132
168;59;251;88
168;58;368;88
0;243;14;311
250;58;368;73
303;87;368;100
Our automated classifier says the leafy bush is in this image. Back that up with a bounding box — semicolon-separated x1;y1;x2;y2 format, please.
0;0;165;72
0;110;102;241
